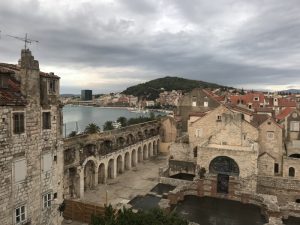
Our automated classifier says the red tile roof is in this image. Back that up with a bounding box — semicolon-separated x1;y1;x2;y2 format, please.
229;92;265;110
0;75;26;106
276;107;294;121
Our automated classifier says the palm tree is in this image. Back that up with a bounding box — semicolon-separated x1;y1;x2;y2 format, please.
117;117;127;127
84;123;100;134
103;121;114;131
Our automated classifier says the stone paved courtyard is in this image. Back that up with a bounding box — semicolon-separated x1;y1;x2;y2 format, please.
83;156;168;206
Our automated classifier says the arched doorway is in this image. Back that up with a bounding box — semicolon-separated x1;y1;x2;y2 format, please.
289;167;295;177
143;144;148;160
84;160;96;191
157;139;160;154
132;149;137;167
153;141;156;155
125;152;130;170
107;159;114;179
148;142;152;157
209;156;239;194
117;155;123;174
138;147;143;162
98;163;105;184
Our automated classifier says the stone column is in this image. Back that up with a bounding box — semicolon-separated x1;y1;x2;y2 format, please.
79;167;84;199
94;168;99;187
128;152;132;170
113;159;117;179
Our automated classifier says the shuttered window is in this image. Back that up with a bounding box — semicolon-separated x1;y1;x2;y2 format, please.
13;113;25;134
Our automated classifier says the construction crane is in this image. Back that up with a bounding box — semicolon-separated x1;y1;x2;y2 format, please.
7;33;39;50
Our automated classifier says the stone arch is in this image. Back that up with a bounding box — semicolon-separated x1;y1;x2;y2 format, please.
144;129;149;138
143;144;148;160
131;149;137;167
209;156;240;176
107;158;114;179
98;163;105;184
117;155;123;174
117;136;126;148
289;167;295;177
138;146;143;162
100;140;113;155
126;133;135;145
150;128;156;136
148;142;153;157
125;152;130;170
153;140;157;155
84;160;96;191
137;131;143;141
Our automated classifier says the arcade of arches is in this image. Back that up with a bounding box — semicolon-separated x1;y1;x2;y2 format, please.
65;136;160;199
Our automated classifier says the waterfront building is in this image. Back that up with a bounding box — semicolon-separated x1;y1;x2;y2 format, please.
0;50;64;225
81;89;92;101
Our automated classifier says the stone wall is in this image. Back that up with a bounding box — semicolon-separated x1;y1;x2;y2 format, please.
0;50;64;225
198;146;258;192
257;176;300;204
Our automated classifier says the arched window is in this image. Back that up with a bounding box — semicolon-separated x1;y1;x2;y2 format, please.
289;167;295;177
209;156;239;176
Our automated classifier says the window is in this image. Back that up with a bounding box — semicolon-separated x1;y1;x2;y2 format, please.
248;104;252;109
14;159;26;182
0;75;8;88
274;163;279;174
49;79;56;93
42;112;51;129
217;115;222;121
204;101;208;107
195;128;203;137
289;167;295;177
193;147;198;158
192;97;197;107
43;193;52;209
15;205;26;224
290;121;300;131
42;153;52;172
13;113;25;134
267;131;274;140
254;97;259;101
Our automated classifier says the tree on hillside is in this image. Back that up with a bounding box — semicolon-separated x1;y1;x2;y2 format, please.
117;117;127;127
103;121;114;131
84;123;100;134
91;205;188;225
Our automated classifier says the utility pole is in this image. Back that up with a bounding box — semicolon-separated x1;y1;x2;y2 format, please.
7;33;39;50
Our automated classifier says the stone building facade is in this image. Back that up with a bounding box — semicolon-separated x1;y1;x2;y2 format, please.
169;104;300;204
0;50;64;225
176;88;220;132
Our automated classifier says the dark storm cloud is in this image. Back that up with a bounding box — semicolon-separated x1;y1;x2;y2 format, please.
0;0;300;93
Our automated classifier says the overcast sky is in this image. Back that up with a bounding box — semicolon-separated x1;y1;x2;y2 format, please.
1;0;300;94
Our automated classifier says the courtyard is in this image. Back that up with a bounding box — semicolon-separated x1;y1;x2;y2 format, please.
82;155;168;206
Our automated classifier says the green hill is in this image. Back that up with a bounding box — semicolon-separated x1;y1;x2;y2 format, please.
122;76;229;100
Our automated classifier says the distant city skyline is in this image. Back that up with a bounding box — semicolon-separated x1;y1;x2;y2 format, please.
1;0;300;94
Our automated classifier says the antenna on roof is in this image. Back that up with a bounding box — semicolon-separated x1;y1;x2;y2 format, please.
7;33;39;50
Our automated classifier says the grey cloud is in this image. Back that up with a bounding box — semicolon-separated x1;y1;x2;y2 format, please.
0;0;300;93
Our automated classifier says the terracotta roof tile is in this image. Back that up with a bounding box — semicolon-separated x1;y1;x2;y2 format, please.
276;107;294;121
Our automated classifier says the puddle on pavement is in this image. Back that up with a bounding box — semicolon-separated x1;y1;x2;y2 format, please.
150;183;175;195
175;195;267;225
170;173;195;181
128;194;161;211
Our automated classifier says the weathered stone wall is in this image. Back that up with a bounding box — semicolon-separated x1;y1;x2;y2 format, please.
0;51;63;225
177;88;220;131
188;105;259;148
282;157;300;180
198;146;258;192
258;118;283;171
257;176;300;204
